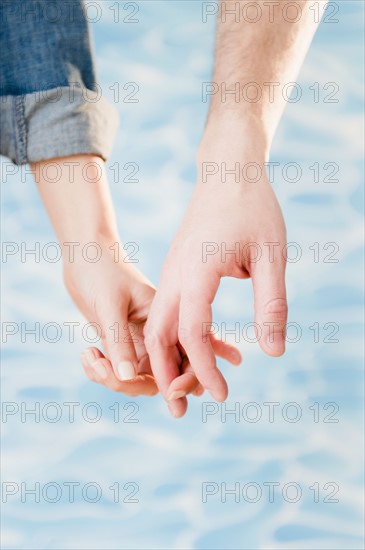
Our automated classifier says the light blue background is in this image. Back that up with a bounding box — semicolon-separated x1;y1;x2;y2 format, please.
1;1;364;549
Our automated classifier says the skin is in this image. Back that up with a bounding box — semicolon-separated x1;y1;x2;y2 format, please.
31;0;326;418
144;1;326;408
31;156;241;418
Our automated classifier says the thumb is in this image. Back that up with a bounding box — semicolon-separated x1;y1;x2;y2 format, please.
99;305;139;381
252;258;287;357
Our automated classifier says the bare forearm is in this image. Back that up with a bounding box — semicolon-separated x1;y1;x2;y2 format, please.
31;155;119;251
203;0;325;153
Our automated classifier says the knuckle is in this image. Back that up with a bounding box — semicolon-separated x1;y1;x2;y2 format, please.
264;298;288;323
143;326;164;352
178;326;198;346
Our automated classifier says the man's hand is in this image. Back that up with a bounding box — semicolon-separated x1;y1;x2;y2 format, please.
145;0;324;412
145;144;287;404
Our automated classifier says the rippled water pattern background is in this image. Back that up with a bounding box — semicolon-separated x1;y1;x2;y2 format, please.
1;1;364;549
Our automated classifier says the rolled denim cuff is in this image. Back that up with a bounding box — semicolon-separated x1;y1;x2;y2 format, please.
0;86;119;165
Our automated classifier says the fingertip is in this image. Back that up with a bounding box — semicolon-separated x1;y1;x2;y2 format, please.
167;390;187;401
167;370;200;399
210;337;242;365
80;352;87;368
168;397;187;418
227;350;242;365
264;346;286;358
209;383;228;403
260;332;286;357
82;347;103;366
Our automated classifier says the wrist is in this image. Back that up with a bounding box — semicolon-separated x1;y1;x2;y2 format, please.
197;112;270;164
33;155;120;251
60;226;120;266
58;216;119;249
196;114;271;189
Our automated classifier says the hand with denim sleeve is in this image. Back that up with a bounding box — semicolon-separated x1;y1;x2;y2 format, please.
31;157;158;391
144;0;326;412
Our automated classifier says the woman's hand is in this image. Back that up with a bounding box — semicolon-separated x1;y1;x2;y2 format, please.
64;243;158;395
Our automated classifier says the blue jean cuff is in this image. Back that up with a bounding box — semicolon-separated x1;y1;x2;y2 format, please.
0;86;119;165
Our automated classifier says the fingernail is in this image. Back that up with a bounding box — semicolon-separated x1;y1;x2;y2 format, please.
168;403;181;418
229;349;241;363
167;390;186;401
117;361;136;381
85;349;97;363
91;360;107;380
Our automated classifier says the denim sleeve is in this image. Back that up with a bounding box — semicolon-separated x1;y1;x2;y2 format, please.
0;0;118;165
